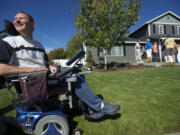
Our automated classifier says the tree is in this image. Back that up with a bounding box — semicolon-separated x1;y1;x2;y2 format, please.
86;49;95;65
65;33;83;58
47;48;65;60
75;0;141;70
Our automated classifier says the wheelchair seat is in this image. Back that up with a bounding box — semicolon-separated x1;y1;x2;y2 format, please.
3;70;76;109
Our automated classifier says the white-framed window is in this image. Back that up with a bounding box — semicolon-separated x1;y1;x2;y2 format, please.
99;46;124;56
159;25;164;34
177;26;180;35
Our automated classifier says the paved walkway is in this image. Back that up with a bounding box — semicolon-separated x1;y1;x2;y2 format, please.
165;133;180;135
131;62;180;67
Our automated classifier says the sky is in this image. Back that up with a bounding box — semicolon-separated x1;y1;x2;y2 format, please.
0;0;180;52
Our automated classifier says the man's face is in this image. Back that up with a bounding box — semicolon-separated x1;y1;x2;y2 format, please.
13;13;34;34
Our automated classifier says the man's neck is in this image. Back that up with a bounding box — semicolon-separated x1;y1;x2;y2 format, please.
20;33;33;40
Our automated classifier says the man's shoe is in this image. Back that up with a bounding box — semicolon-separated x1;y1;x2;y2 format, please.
99;102;120;116
84;102;120;120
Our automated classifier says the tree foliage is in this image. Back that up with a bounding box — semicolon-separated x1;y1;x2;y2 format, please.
47;48;66;60
65;33;83;58
86;49;95;65
47;33;83;60
75;0;141;69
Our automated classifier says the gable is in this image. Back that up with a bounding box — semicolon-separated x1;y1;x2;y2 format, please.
128;11;180;37
152;14;180;24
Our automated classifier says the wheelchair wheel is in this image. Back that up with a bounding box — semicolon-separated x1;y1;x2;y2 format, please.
72;128;83;135
34;115;69;135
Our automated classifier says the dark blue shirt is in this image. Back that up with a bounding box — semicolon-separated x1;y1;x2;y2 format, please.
0;40;13;64
0;40;13;88
161;43;166;51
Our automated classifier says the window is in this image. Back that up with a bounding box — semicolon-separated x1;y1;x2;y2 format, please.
177;26;180;35
99;46;124;56
172;26;175;34
159;25;164;34
153;24;155;34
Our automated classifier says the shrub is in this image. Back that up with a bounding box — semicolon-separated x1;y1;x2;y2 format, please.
163;63;176;67
112;66;118;70
96;64;104;69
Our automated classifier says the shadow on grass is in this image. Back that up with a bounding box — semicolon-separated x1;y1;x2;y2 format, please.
0;104;26;135
85;113;121;122
0;115;27;135
0;104;14;115
67;108;81;134
67;108;121;134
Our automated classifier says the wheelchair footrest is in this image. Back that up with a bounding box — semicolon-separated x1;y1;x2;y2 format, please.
83;112;106;120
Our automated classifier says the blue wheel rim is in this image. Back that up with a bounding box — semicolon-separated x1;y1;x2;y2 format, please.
42;122;63;135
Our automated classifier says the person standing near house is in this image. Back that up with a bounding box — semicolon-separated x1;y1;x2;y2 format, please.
145;39;152;62
160;39;166;62
152;42;158;62
164;35;175;63
174;42;179;63
135;40;142;62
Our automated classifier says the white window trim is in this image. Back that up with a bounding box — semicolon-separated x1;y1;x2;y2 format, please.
159;25;164;34
148;24;151;36
177;26;180;35
108;46;124;56
99;46;124;57
154;22;180;25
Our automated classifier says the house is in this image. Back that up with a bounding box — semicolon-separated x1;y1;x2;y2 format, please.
87;11;180;64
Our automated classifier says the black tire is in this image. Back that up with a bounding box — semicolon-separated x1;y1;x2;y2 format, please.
34;115;69;135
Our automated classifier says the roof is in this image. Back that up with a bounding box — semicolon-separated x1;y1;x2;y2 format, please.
128;11;180;37
125;37;146;43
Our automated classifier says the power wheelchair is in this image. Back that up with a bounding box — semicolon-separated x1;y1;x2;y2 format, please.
3;49;104;135
1;19;119;135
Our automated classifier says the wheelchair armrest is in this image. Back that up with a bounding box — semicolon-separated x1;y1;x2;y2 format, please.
4;74;19;81
4;70;48;81
48;69;72;79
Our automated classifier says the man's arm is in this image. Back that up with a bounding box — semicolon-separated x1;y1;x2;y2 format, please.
0;63;47;76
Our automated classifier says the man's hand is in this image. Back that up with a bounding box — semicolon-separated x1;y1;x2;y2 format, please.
49;65;57;73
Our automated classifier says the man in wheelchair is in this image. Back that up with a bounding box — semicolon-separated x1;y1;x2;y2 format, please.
0;11;120;134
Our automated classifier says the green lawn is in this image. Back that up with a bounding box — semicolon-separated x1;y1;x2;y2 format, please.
1;67;180;135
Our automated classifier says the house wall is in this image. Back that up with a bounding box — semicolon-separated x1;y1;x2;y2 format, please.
88;43;136;64
155;14;180;23
149;14;180;36
149;23;180;36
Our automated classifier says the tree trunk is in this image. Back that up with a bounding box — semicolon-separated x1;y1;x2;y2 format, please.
104;49;108;70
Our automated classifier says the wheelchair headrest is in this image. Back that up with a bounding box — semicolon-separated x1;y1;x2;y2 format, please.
0;20;20;36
